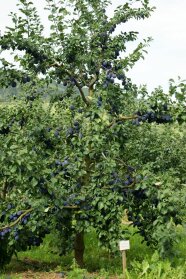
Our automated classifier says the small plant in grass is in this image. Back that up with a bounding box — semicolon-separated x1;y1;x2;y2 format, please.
126;251;186;279
67;259;89;279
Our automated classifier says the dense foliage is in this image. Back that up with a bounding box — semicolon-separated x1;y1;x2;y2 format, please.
0;0;185;269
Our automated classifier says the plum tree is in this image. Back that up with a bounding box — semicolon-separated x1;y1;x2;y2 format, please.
0;0;185;269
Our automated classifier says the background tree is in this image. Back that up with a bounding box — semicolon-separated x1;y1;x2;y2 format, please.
0;0;185;269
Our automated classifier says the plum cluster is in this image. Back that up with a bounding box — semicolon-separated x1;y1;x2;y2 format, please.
133;110;172;125
108;172;134;191
47;158;71;181
10;74;31;88
0;210;31;240
109;24;116;34
0;209;50;249
22;75;31;84
97;96;102;107
116;73;126;86
13;227;49;247
66;121;81;139
0;205;13;223
9;211;30;227
68;105;83;115
9;210;23;222
102;61;112;70
98;22;118;52
27;235;43;247
101;60;126;88
20;213;31;225
38;178;55;199
26;95;36;102
14;228;20;241
6;204;13;211
103;70;117;88
0;228;11;239
55;68;77;87
0;117;15;135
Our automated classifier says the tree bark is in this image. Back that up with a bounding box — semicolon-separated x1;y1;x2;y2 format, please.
74;231;85;268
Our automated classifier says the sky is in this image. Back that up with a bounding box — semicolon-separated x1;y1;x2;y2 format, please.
0;0;186;92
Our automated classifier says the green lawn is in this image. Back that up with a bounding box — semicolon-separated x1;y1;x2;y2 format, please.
2;225;185;279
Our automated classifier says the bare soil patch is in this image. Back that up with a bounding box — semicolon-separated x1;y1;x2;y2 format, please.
5;271;63;279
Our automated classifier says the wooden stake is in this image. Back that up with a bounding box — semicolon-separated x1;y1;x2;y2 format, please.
119;240;130;278
122;250;127;278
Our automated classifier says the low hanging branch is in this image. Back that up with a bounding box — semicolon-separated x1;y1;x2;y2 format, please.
0;205;80;232
0;208;33;232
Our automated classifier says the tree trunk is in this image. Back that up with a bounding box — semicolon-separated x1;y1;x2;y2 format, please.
74;231;85;268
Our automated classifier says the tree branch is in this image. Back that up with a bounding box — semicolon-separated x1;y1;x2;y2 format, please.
0;208;33;232
2;178;8;200
103;180;136;190
88;74;99;96
63;205;80;209
49;62;89;105
73;78;89;106
0;205;80;232
108;114;138;128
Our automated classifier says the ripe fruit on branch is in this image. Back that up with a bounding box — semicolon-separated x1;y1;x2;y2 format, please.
69;105;75;111
11;81;17;88
102;61;112;69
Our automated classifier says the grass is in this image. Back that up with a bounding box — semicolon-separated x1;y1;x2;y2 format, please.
1;225;185;278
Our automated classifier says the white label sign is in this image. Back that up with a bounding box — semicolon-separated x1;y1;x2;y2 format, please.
119;240;130;251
